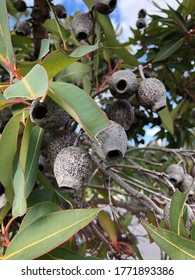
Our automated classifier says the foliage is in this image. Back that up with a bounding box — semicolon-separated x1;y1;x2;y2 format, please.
0;0;195;260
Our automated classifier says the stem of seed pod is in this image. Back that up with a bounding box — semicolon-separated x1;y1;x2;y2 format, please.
138;65;146;80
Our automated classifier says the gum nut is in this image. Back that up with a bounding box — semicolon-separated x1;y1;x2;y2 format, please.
136;18;146;29
177;174;195;194
138;9;147;18
106;100;135;130
38;155;47;172
30;96;70;129
92;120;128;163
71;12;94;41
14;21;31;36
164;201;171;228
94;0;117;15
136;78;167;111
13;0;27;12
47;130;77;164
165;164;184;186
109;70;138;99
54;146;92;190
54;4;67;18
190;165;195;178
166;164;184;175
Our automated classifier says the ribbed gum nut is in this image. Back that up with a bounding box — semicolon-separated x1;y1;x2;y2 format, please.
136;78;167;111
177;174;195;194
14;21;31;36
106;100;135;130
30;96;70;129
94;0;117;15
165;164;184;186
136;18;146;29
13;0;27;12
54;146;92;190
47;130;77;164
92;120;128;162
109;70;138;99
71;12;94;42
54;4;67;18
164;201;195;235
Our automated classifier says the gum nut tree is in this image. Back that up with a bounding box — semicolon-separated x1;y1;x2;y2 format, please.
0;0;195;260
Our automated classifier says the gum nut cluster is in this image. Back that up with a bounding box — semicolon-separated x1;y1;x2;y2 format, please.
30;96;70;130
54;4;67;18
136;77;167;112
92;120;128;163
54;146;92;190
165;164;184;186
164;201;195;235
14;21;31;36
106;100;135;131
13;0;27;12
71;12;94;42
47;130;77;164
109;70;138;99
94;0;117;15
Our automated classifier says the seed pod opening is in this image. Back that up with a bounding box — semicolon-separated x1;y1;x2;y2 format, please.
136;77;167;111
71;12;94;42
106;100;135;130
109;70;138;99
54;146;92;190
92;120;128;162
30;96;70;129
136;18;146;29
47;130;77;164
14;21;31;36
94;0;117;15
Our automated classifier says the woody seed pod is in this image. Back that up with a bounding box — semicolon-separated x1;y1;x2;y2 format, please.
106;100;135;130
136;18;146;29
30;96;70;130
165;164;184;186
94;0;117;15
136;78;167;111
14;21;31;36
47;130;77;164
109;70;138;99
177;173;195;194
13;0;27;12
92;120;128;162
138;9;147;18
54;4;67;18
54;146;92;190
71;12;94;41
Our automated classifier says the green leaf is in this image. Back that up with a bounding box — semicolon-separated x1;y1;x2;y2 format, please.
153;38;184;63
43;19;70;41
98;210;117;243
0;1;15;71
20;201;62;231
158;106;174;135
37;247;90;260
182;0;195;13
0;112;22;202
4;65;49;100
167;4;187;31
49;82;110;140
41;50;77;79
25;126;44;197
56;62;90;83
142;221;195;260
3;208;102;260
70;41;99;58
169;190;189;236
38;39;50;60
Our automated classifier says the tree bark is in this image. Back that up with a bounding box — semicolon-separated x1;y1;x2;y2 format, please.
32;0;50;59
